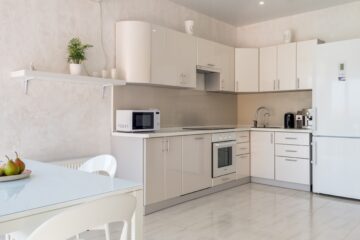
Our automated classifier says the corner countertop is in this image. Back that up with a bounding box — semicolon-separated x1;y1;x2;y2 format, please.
112;125;312;138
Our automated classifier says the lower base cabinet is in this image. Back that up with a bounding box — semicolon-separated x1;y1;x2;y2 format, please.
145;136;182;205
236;154;250;179
182;134;212;195
275;157;310;185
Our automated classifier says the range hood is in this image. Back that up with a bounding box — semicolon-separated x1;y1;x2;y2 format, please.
196;65;221;73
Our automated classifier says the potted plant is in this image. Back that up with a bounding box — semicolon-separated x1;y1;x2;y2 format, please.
67;38;93;75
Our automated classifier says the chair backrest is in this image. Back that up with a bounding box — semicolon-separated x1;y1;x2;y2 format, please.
27;194;136;240
79;154;117;178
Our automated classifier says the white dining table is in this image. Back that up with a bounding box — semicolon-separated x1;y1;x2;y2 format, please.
0;160;143;240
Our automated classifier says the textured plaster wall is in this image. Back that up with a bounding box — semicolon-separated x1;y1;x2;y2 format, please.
0;0;236;161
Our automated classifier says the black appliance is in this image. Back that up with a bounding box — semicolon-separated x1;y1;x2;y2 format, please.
284;113;295;129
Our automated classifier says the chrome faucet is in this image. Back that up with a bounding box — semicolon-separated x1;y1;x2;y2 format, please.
254;106;271;128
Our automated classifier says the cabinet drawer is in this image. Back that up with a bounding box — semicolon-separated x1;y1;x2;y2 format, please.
276;144;310;159
236;154;250;179
237;131;249;143
275;157;310;185
236;142;250;155
275;132;310;145
212;173;236;187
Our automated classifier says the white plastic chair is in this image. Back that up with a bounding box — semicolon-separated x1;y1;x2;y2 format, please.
76;154;118;240
27;193;136;240
79;154;117;178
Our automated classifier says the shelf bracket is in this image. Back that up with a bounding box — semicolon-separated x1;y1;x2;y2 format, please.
23;77;34;94
101;84;113;99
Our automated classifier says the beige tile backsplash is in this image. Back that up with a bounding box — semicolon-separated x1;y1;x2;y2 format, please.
113;85;238;128
237;91;312;127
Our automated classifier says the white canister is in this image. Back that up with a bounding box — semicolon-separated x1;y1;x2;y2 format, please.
184;20;194;35
101;69;108;78
283;30;292;44
111;68;117;79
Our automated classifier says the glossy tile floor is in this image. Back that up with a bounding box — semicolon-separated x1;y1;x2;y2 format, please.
3;183;360;240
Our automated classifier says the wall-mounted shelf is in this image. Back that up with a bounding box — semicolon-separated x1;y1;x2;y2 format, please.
10;70;126;98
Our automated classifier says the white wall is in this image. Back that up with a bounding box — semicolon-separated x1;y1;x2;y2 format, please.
237;1;360;47
0;0;236;162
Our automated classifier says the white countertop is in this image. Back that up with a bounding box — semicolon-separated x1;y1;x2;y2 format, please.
112;125;312;138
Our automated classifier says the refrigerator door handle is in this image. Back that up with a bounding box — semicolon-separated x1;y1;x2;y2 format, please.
312;140;318;165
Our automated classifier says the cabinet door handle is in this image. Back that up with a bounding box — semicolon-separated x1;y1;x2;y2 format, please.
273;80;276;90
285;150;298;153
194;137;204;140
207;63;215;67
270;133;274;144
285;137;298;140
277;79;280;90
167;140;170;152
236;81;239;92
285;158;298;162
312;140;318;165
297;77;300;89
239;155;249;159
239;147;248;150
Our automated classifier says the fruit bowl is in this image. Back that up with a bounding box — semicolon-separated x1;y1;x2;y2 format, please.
0;170;32;182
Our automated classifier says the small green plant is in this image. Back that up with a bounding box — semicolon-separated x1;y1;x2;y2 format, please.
67;38;93;64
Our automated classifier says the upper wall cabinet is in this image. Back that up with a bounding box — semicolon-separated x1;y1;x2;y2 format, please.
259;41;321;92
235;48;259;92
197;38;235;92
260;43;296;92
277;42;297;91
297;39;323;90
116;21;197;88
259;46;277;92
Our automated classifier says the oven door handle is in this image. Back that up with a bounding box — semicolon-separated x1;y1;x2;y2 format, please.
214;141;236;148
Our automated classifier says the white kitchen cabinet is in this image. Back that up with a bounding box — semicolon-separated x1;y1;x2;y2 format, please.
250;131;275;179
296;39;321;90
198;38;235;92
259;46;277;92
275;132;311;186
145;136;182;205
197;38;220;69
235;48;259;92
277;43;297;91
182;134;212;195
116;21;196;88
275;157;310;185
236;154;250;179
219;44;235;92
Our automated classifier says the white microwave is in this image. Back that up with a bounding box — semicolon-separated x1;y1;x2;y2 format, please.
116;109;160;132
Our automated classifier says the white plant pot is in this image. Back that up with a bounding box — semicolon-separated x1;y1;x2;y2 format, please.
69;63;82;75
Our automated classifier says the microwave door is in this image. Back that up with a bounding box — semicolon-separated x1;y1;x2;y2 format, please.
133;112;154;130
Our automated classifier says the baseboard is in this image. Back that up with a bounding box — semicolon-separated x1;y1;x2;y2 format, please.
251;177;311;192
145;177;251;215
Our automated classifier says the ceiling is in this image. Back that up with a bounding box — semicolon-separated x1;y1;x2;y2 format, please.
170;0;359;26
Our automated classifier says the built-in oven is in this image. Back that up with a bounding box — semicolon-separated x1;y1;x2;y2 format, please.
212;132;236;178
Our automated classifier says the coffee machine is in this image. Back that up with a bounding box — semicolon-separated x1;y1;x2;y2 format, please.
302;108;313;129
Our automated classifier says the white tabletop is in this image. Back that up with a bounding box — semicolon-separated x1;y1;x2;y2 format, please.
0;160;142;221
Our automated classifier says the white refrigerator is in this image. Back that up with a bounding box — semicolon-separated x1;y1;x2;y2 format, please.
313;39;360;199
